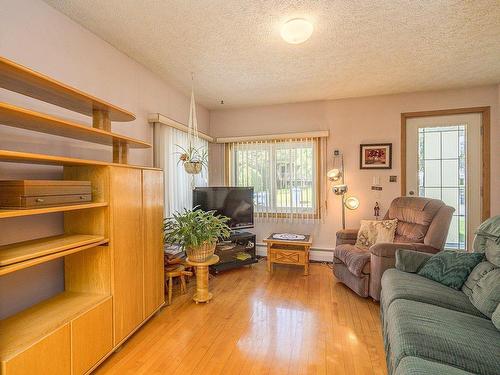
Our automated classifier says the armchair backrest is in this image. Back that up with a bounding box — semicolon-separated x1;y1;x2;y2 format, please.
384;197;454;249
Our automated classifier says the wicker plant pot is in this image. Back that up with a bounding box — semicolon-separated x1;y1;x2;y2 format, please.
184;161;202;174
186;241;216;262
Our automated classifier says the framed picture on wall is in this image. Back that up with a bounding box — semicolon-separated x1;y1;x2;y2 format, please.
360;143;392;169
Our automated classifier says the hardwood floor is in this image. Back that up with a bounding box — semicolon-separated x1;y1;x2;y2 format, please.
95;260;387;375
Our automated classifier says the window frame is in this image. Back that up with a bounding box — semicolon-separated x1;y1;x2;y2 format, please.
225;138;322;219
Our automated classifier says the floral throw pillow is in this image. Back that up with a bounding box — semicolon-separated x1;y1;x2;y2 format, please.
355;219;398;249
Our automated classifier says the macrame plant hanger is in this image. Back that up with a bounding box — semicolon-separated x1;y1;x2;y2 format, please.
186;72;200;189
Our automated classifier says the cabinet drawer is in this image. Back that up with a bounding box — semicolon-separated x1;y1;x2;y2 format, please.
2;324;71;375
270;249;305;264
71;298;113;375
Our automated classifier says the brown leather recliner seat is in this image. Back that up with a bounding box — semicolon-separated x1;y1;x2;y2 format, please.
333;197;455;300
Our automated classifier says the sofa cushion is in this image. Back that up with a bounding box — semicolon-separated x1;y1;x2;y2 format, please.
492;304;500;331
463;261;497;297
395;356;476;375
386;299;500;375
333;244;370;276
469;267;500;318
417;250;484;290
395;249;432;273
355;219;397;249
381;269;483;318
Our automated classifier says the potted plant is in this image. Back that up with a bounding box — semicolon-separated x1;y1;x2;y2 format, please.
176;144;208;175
163;207;231;262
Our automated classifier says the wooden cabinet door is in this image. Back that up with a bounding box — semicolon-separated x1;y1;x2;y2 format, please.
3;324;71;375
71;299;113;375
142;169;165;317
110;167;143;344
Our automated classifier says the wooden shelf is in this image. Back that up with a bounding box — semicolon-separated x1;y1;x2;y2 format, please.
0;102;150;148
0;202;108;219
0;292;111;362
0;149;161;171
0;234;108;276
0;56;135;122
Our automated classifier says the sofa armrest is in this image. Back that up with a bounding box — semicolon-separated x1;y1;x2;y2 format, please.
370;242;438;257
336;229;358;245
395;249;433;273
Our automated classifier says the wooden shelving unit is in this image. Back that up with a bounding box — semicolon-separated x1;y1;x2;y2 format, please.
0;292;111;362
0;149;160;170
0;55;147;164
0;202;108;219
0;234;108;276
0;55;164;375
0;56;135;122
0;102;150;148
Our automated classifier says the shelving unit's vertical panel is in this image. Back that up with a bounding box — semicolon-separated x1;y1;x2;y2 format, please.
142;169;165;317
109;166;144;345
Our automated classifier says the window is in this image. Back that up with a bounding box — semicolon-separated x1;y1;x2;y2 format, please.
418;125;466;249
228;138;320;218
154;125;208;216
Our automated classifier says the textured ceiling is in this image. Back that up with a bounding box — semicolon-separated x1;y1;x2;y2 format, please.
44;0;500;109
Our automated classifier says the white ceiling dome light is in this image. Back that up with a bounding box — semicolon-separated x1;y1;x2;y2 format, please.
280;18;313;44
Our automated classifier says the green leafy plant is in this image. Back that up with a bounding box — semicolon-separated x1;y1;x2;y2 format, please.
163;207;231;249
176;143;208;169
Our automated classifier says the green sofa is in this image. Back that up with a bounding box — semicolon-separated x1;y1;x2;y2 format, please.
380;217;500;375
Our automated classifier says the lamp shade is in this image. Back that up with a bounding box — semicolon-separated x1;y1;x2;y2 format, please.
344;196;359;210
327;168;342;181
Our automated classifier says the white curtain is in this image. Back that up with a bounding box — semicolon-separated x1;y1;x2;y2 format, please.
154;125;208;217
229;138;323;222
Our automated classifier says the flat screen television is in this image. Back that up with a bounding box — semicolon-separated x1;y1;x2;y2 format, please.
193;187;254;230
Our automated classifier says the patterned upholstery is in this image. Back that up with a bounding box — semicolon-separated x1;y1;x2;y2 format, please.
395;357;476;375
385;299;500;375
417;250;484;290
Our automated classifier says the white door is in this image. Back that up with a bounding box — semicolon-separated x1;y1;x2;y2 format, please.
406;113;482;250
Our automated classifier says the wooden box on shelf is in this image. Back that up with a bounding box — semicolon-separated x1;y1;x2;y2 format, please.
0;180;91;209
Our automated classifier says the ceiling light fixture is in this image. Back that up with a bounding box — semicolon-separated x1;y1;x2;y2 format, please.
281;18;313;44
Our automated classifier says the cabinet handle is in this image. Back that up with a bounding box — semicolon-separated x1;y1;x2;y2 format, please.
35;198;44;203
409;191;415;196
80;196;85;199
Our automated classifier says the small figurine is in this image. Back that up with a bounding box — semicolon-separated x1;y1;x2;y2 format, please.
374;202;380;219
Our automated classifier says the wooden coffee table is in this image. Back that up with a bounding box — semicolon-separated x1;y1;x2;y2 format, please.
264;233;312;276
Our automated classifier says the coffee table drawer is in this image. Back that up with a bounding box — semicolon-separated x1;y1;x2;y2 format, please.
270;249;305;264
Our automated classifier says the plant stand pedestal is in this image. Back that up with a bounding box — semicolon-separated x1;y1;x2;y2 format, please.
186;255;219;304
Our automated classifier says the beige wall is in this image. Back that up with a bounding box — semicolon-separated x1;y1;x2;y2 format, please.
209;85;499;250
0;0;209;318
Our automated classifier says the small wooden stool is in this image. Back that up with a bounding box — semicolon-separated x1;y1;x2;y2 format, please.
165;264;193;305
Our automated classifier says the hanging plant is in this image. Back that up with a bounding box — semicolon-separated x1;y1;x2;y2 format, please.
176;73;207;176
176;143;208;175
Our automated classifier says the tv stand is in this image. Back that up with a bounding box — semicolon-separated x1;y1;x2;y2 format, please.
210;231;257;274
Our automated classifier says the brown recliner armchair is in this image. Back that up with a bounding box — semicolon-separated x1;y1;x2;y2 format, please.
333;197;454;300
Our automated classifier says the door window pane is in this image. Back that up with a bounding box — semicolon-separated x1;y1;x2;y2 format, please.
423;160;441;187
418;125;466;250
442;131;459;159
424;132;441;159
442;159;459;187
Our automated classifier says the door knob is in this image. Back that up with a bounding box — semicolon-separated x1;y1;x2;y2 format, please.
409;191;415;196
